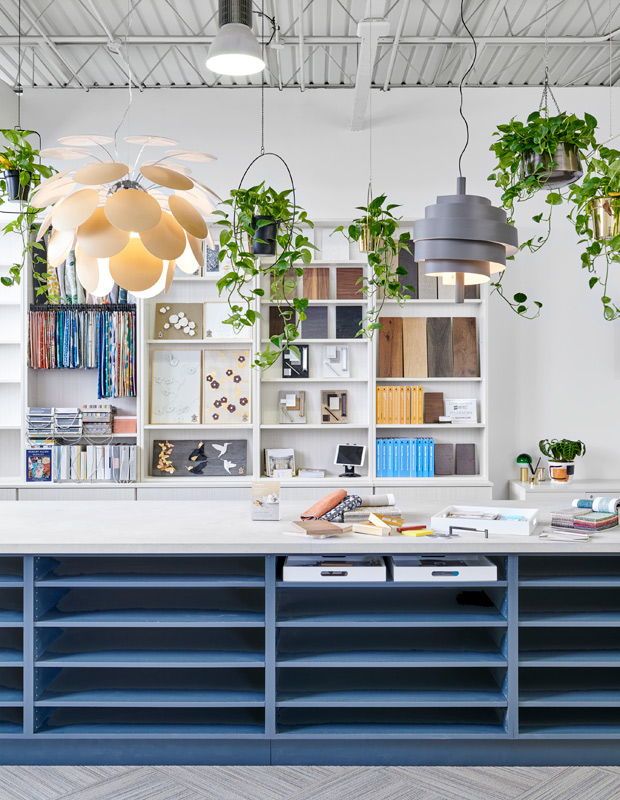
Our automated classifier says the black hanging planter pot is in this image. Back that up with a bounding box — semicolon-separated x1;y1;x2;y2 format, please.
252;216;278;255
3;169;30;202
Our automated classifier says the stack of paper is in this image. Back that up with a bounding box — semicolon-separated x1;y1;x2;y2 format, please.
53;408;82;438
26;407;53;442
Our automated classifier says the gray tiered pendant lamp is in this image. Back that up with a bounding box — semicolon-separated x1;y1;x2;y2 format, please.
413;3;518;303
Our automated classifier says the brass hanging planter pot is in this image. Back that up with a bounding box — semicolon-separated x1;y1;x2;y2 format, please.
521;143;583;189
359;221;376;253
590;194;620;241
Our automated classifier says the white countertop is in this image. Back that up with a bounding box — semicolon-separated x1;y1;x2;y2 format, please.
0;500;618;554
510;478;620;493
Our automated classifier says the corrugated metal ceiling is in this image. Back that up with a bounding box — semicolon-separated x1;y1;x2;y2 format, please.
0;0;617;90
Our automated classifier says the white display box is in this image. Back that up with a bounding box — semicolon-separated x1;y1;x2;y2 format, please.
282;555;386;582
391;555;498;582
431;505;539;537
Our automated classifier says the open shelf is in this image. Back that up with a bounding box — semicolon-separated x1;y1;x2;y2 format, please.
519;709;620;738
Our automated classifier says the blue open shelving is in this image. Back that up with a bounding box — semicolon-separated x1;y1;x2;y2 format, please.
0;552;619;760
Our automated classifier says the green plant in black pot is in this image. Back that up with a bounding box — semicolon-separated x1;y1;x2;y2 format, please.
0;128;52;203
568;146;620;320
334;194;414;338
539;438;586;484
215;182;315;369
0;129;53;288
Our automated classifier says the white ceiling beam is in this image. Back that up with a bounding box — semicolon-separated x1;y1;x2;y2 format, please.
297;0;305;91
351;15;390;131
382;0;410;90
3;33;620;46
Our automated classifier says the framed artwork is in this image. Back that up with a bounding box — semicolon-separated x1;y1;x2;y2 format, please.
202;349;251;424
150;350;202;424
154;304;203;340
26;448;53;482
301;306;328;339
282;345;309;378
265;448;295;478
278;390;306;424
335;306;363;338
152;439;248;477
320;390;348;423
322;345;349;378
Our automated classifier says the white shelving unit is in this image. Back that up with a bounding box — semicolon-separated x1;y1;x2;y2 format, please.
0;220;491;503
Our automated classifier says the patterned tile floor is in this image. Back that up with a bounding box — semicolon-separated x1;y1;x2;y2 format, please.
0;766;619;800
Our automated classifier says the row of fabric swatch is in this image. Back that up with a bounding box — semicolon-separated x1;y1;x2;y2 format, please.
28;306;137;399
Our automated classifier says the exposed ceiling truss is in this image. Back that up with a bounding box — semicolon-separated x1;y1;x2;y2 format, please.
0;0;618;95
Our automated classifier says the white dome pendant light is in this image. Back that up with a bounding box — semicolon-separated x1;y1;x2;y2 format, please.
207;1;266;77
413;0;518;303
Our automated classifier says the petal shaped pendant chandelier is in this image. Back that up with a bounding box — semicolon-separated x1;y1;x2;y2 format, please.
34;137;220;298
413;0;518;302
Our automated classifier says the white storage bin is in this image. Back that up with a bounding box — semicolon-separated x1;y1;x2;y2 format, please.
431;505;538;537
282;555;386;582
391;555;497;582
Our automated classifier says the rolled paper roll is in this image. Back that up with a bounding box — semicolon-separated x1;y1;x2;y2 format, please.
357;494;396;507
301;489;348;520
321;495;363;522
572;497;620;513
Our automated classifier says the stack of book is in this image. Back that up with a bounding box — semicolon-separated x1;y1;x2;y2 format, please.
376;385;424;424
53;408;82;438
26;407;53;442
52;443;137;483
551;508;619;532
376;437;435;477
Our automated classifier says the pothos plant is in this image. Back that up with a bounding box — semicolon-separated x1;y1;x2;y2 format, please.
488;111;597;319
0;128;54;288
568;146;620;320
334;194;414;338
215;182;315;369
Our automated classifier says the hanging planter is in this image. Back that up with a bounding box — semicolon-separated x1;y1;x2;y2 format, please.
215;163;315;369
2;168;29;202
568;146;620;319
334;193;413;337
590;194;620;241
521;142;583;190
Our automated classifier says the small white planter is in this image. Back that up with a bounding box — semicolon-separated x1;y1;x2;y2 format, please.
548;461;575;483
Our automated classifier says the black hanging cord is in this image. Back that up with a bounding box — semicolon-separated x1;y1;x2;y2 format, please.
16;0;22;128
457;0;477;179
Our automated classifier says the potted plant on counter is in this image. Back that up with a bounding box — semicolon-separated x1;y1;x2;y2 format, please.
334;193;414;338
539;438;586;483
489;111;597;252
215;182;315;368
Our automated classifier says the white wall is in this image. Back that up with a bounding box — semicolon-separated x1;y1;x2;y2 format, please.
0;83;16;127
21;85;620;496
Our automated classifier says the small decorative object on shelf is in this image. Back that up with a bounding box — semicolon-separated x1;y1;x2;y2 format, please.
322;345;349;378
265;448;295;479
335;443;366;478
282;345;309;378
539;438;586;483
155;304;203;340
278;391;306;424
251;481;280;521
320;390;348;424
516;452;534;483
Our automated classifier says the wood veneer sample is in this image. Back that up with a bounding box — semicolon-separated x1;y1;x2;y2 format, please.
423;392;444;424
398;241;418;298
465;284;480;299
303;267;329;299
455;443;477;475
336;267;363;299
269;306;285;337
402;318;427;377
434;443;455;476
426;317;453;377
452;317;479;377
335;305;363;338
378;317;403;377
301;305;328;339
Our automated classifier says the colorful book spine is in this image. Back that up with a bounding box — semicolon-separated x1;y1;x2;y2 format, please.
375;438;436;477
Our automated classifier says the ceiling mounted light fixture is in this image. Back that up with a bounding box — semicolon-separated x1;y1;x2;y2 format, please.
412;0;518;302
206;0;265;77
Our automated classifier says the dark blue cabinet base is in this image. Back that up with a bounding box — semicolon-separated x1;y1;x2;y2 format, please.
1;553;620;765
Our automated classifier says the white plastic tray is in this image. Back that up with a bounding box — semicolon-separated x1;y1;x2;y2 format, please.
282;555;386;582
431;505;538;537
391;555;498;582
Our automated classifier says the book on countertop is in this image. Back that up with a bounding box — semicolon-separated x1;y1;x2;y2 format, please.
550;508;591;529
291;520;352;538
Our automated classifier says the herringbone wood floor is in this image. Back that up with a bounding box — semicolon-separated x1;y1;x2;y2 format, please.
0;766;618;800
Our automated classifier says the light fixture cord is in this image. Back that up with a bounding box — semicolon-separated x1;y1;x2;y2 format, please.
457;0;477;179
113;0;134;158
260;0;265;154
16;0;21;128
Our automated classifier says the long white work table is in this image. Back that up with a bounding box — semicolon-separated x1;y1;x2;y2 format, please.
0;499;619;767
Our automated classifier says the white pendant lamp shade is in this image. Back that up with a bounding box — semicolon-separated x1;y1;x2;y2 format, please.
413;177;518;302
206;1;264;76
40;132;220;298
